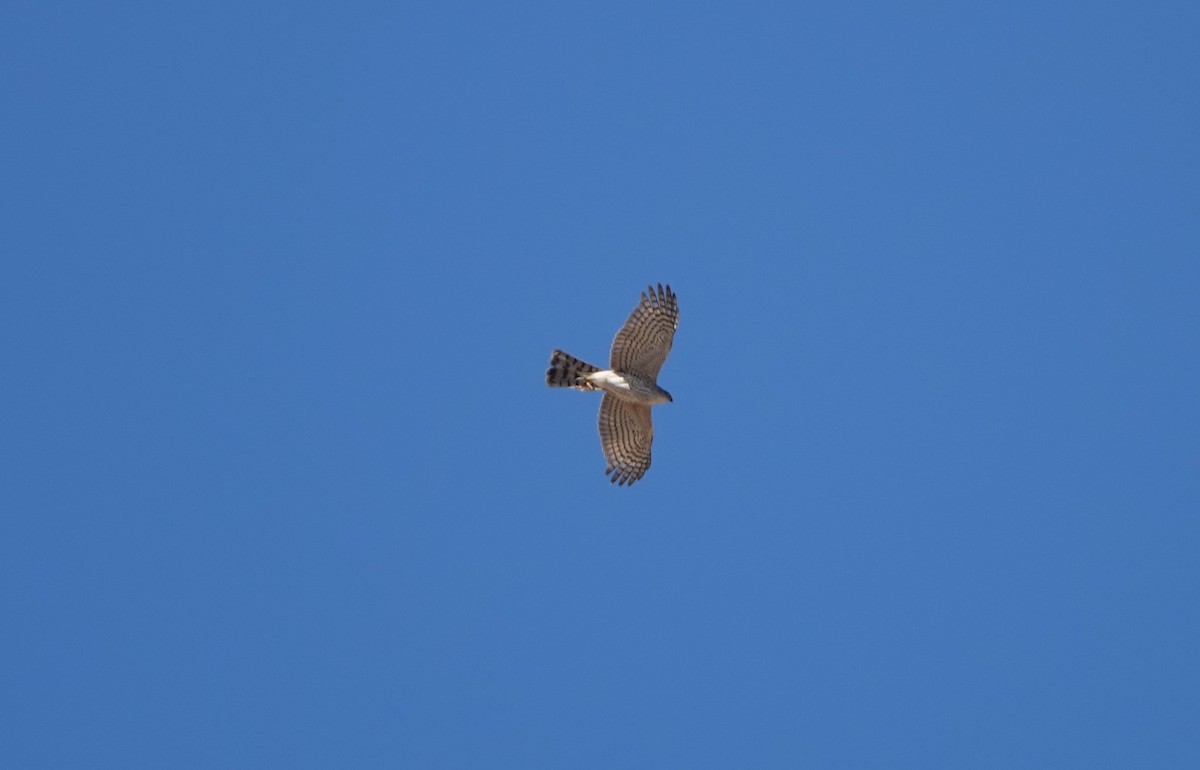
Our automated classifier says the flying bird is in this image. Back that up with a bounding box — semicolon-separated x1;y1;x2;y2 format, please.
546;283;679;485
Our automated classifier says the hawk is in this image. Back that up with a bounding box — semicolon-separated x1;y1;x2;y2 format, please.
546;283;679;486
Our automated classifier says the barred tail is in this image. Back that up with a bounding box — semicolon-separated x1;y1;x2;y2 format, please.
546;349;601;389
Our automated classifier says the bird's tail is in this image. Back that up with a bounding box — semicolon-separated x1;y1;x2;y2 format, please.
546;349;601;389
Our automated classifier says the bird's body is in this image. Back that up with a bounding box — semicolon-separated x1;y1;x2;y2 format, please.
584;370;672;405
546;284;679;486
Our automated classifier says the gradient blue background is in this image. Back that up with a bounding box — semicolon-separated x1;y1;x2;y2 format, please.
3;2;1198;767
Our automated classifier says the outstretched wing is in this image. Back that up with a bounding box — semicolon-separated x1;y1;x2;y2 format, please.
609;283;679;377
598;394;653;486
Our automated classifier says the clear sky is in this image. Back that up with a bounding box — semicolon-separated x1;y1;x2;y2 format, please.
3;2;1198;767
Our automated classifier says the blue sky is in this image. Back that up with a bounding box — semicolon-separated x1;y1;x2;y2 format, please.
3;2;1198;767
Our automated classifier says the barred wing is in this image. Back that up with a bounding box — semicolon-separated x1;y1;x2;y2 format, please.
598;394;653;486
608;283;679;377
